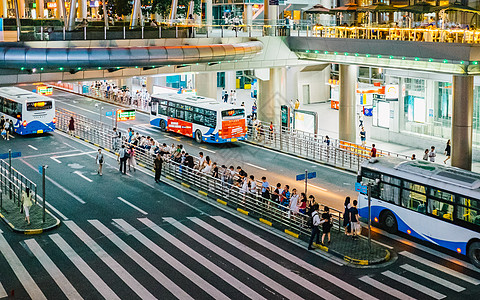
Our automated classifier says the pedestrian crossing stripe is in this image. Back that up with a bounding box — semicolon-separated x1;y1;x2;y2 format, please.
0;217;479;300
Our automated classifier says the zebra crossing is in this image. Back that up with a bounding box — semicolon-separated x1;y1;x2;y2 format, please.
0;216;479;299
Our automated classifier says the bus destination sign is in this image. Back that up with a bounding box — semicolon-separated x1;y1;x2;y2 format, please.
116;109;136;121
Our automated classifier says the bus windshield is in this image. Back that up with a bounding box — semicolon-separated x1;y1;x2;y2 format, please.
222;109;245;119
27;101;53;111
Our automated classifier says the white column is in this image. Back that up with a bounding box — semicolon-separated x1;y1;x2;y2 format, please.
68;0;78;31
0;0;7;18
146;76;154;94
36;0;45;19
206;0;213;31
245;4;253;26
339;64;358;143
258;67;287;124
195;72;217;100
78;0;87;19
224;71;236;92
130;0;141;27
55;0;61;18
19;0;26;18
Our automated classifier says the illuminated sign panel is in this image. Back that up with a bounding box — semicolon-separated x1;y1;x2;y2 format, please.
37;86;53;95
116;109;136;121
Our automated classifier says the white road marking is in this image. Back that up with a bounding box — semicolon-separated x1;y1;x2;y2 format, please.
199;146;216;154
0;281;7;299
117;197;148;215
372;227;480;272
64;221;156;300
113;219;228;300
55;151;97;159
400;251;480;285
191;217;343;300
20;158;85;206
88;220;192;300
139;218;267;300
309;184;328;192
19;150;81;159
24;239;83;299
245;163;267;171
28;145;38;150
73;171;93;183
49;233;120;300
382;270;446;299
165;135;180;141
359;276;415;300
164;217;304;300
0;234;47;300
400;264;465;292
50;157;62;164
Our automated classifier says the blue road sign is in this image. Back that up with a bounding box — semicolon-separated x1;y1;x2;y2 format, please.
0;152;21;159
296;174;305;181
355;182;367;194
307;172;316;179
297;172;316;181
39;166;43;174
106;111;113;116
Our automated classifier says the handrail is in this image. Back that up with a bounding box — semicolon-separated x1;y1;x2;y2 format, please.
0;159;38;210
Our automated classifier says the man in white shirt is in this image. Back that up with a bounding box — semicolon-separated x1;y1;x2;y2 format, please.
118;145;127;174
308;204;321;250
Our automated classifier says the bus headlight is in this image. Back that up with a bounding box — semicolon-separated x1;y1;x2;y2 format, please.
53;117;57;124
22;120;27;127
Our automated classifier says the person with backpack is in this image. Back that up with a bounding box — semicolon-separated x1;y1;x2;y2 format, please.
307;204;321;250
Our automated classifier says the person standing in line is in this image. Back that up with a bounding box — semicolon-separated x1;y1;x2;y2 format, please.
268;122;274;142
429;146;436;162
68;116;75;136
154;153;163;183
4;118;10;140
22;188;33;225
360;127;366;146
261;176;270;199
8;120;13;137
128;146;136;172
321;206;332;245
96;149;104;176
370;144;377;158
423;149;429;161
307;204;321;250
289;188;299;218
118;145;127;174
343;197;351;235
112;128;120;151
444;140;451;164
350;200;360;240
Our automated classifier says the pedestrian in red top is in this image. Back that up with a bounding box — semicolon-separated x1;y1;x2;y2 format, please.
370;144;377;158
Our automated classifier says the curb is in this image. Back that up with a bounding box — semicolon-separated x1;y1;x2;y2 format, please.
0;210;61;235
61;123;390;266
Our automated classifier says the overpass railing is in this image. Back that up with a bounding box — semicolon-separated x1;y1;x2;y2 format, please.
8;22;480;44
55;108;344;239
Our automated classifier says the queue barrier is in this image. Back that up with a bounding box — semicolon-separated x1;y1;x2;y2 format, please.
55;108;344;239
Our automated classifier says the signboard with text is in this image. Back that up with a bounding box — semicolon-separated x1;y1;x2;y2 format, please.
168;118;193;136
37;86;53;95
116;109;136;121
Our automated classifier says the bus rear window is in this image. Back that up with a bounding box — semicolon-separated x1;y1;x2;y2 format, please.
222;109;245;118
27;101;52;111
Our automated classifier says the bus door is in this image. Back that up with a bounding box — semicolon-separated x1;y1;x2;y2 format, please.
150;99;158;116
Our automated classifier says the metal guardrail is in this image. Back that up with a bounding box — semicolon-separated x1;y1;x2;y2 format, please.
55;108;344;238
247;123;410;172
0;159;38;212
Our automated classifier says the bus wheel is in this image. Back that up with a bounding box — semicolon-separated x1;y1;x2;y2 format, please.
160;120;167;131
468;242;480;268
195;130;202;143
381;211;397;234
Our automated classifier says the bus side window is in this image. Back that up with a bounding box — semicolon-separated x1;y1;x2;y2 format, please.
151;101;158;116
193;113;204;124
401;183;426;212
159;104;167;115
380;183;400;205
167;107;176;118
176;109;185;120
457;197;480;225
185;111;193;122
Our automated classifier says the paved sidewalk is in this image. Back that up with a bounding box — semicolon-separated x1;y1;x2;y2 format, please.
0;194;60;234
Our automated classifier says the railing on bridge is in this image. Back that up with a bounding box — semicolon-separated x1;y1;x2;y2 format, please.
5;20;480;44
55;107;344;239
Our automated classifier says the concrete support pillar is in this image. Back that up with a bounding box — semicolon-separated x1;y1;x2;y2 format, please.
55;0;62;18
130;0;142;28
339;64;358;143
36;0;44;18
258;67;286;124
224;71;236;92
195;72;217;100
68;0;78;31
0;0;7;18
245;4;253;26
145;76;154;94
78;0;87;19
206;0;212;30
451;75;474;170
264;0;278;35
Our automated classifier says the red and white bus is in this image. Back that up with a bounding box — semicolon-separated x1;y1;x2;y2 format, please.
149;93;247;143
